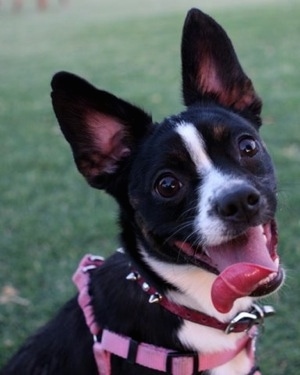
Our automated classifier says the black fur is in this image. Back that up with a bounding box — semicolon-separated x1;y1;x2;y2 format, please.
1;8;283;375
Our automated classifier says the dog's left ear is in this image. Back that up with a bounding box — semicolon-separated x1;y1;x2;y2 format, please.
51;71;152;190
181;8;262;125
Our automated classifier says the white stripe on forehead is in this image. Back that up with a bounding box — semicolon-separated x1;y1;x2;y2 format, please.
176;122;212;171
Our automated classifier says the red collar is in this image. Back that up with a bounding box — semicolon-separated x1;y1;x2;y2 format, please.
72;253;269;374
126;270;275;334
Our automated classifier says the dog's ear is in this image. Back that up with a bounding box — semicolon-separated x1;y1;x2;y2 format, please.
51;72;152;189
181;8;262;125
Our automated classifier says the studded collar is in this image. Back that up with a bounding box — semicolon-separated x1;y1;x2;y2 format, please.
126;268;275;334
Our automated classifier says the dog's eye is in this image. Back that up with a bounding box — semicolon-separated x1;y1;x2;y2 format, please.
155;174;182;198
238;137;259;157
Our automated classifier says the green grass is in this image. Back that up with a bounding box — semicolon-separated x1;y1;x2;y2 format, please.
0;0;299;372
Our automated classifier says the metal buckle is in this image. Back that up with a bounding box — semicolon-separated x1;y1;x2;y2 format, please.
166;351;199;375
225;303;275;334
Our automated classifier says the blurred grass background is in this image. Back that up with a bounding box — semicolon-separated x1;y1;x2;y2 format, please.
0;0;299;372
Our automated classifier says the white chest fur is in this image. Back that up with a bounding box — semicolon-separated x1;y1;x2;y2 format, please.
143;253;255;375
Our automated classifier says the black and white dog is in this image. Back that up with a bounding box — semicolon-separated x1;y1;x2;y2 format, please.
1;8;284;375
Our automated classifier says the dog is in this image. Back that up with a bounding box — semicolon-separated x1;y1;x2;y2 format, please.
1;8;284;375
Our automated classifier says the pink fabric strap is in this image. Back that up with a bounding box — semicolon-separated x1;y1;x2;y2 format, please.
96;328;253;374
73;253;257;374
72;253;104;335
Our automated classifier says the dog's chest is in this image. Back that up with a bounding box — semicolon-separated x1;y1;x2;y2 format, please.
177;321;253;375
136;255;255;375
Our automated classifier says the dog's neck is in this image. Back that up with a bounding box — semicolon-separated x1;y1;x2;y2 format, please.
139;248;257;374
140;248;253;322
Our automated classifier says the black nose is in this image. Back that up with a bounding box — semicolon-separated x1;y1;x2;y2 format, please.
216;185;261;222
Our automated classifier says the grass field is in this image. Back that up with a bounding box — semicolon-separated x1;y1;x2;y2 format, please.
0;0;300;372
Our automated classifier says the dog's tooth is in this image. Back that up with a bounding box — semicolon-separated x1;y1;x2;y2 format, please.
126;271;140;281
258;272;277;287
148;293;162;304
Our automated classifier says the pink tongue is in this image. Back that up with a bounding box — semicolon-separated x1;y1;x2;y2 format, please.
208;226;278;313
211;263;275;313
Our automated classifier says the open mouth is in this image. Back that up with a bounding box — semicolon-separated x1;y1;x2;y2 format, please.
174;220;284;313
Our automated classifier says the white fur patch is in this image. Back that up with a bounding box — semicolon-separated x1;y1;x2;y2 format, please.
141;251;254;374
142;252;253;322
196;169;247;246
176;121;243;246
176;122;212;172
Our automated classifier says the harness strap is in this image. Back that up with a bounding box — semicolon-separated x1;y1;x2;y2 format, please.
73;253;259;375
93;328;253;374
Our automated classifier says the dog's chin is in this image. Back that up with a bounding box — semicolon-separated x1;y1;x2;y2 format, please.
174;219;284;313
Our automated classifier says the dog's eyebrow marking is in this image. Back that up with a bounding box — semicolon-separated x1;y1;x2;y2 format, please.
176;122;212;172
212;124;228;141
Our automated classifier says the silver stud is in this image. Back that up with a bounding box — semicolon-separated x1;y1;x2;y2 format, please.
82;265;97;273
148;293;162;304
89;255;105;262
142;282;150;292
126;272;140;281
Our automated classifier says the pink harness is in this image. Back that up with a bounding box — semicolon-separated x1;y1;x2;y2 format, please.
73;253;267;375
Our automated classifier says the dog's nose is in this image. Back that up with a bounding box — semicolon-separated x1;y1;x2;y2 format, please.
216;185;261;222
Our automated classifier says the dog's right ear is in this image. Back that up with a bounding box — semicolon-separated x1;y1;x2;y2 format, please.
51;72;152;190
181;9;262;125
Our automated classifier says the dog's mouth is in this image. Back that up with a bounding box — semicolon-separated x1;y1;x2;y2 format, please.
174;220;284;313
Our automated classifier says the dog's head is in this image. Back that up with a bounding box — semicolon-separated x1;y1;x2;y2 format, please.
51;9;283;314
